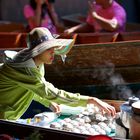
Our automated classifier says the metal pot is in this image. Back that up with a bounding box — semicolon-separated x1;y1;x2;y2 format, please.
130;101;140;140
120;102;132;129
132;101;140;115
117;96;139;139
120;96;139;129
115;102;131;139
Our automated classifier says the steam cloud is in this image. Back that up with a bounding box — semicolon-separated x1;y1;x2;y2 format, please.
92;61;139;100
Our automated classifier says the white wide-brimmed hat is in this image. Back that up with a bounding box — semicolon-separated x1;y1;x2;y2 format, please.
13;27;75;62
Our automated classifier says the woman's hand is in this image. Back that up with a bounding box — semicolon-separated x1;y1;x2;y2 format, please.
49;102;61;114
88;97;116;117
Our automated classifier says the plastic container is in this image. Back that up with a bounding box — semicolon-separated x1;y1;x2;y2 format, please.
60;104;85;115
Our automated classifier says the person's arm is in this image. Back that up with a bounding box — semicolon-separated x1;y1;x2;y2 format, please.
29;66;115;116
91;12;118;32
88;1;118;32
47;2;59;26
40;79;116;116
64;23;93;34
34;0;42;27
24;0;42;29
45;0;64;32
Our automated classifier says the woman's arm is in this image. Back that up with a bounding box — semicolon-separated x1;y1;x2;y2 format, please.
45;0;64;32
91;12;118;32
34;0;42;27
42;80;116;116
24;0;42;29
47;2;59;26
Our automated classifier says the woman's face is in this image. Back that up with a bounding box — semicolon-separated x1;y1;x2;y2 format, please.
35;48;55;65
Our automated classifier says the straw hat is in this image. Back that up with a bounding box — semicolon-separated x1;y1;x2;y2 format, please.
13;27;75;62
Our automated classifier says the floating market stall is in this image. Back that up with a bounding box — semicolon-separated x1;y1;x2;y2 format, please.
0;101;127;140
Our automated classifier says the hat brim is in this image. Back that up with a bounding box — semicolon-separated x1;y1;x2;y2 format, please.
13;38;75;62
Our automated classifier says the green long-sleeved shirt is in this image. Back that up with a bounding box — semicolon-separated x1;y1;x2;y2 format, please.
0;58;89;120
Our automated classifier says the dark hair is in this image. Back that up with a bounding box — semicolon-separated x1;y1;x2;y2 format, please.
29;0;49;19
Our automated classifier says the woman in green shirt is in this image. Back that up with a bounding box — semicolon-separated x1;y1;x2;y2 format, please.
0;27;116;120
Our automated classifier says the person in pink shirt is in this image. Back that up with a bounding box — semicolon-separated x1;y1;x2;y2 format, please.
65;0;126;34
24;0;61;33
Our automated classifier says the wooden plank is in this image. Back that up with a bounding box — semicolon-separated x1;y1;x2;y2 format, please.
0;31;139;49
0;33;27;48
119;31;140;41
60;32;116;44
77;32;140;44
59;31;140;44
46;41;140;72
0;22;26;32
76;32;118;44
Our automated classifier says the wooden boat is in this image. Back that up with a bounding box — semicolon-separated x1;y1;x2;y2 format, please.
60;31;140;44
0;119;87;140
0;98;127;140
0;117;128;140
0;99;130;140
0;32;140;100
0;21;26;32
44;40;140;100
0;32;27;48
0;31;140;49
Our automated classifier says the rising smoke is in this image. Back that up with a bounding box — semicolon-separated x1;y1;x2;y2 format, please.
92;61;137;100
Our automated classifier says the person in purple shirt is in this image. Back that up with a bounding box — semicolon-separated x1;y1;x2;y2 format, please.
65;0;126;33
